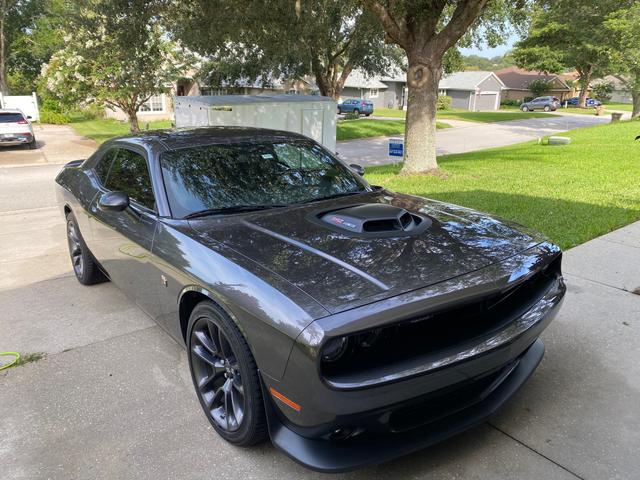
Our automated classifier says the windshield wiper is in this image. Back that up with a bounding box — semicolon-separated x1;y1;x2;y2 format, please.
183;204;287;219
298;190;366;204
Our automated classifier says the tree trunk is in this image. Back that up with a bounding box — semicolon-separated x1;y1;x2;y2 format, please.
0;0;7;96
632;91;640;119
577;67;592;108
401;60;441;174
126;109;140;132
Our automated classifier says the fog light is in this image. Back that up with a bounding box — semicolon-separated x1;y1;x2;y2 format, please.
321;336;348;362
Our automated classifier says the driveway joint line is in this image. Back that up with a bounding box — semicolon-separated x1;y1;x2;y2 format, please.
488;423;586;480
562;271;639;296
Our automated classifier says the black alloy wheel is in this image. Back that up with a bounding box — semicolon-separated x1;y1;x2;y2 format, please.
65;213;107;285
67;219;84;278
187;301;267;445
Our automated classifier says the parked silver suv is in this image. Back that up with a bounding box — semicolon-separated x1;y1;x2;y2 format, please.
520;96;560;112
0;109;36;149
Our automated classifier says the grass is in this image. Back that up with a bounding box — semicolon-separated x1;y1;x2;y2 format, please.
604;102;633;112
336;119;451;141
70;117;173;144
373;107;555;123
365;119;640;250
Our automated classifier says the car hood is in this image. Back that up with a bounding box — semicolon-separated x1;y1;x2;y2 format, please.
187;191;544;313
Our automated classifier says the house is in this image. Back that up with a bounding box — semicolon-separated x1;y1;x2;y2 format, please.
438;71;504;110
593;75;632;104
104;74;319;122
495;66;571;101
380;73;407;109
339;70;389;108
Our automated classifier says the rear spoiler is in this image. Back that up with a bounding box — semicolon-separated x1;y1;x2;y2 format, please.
64;159;85;168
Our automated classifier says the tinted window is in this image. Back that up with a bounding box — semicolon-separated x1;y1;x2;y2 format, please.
94;149;118;184
161;141;367;218
0;113;25;123
105;148;155;210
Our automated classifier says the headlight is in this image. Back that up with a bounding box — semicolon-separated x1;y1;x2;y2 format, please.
321;336;349;362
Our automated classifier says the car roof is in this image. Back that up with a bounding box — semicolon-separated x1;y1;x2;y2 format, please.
109;126;313;151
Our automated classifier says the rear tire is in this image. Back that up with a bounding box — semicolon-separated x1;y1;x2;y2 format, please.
187;301;267;446
66;212;108;285
28;138;37;149
544;105;551;112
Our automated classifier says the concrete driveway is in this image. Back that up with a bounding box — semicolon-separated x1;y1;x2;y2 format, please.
1;126;639;479
337;112;618;166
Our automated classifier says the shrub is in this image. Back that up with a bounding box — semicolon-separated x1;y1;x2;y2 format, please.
528;79;552;98
344;111;360;120
592;82;613;103
437;94;452;110
523;96;533;103
500;98;521;107
39;109;70;124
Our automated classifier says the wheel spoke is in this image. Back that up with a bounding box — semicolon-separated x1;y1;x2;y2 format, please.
230;387;244;425
192;344;219;368
194;329;216;354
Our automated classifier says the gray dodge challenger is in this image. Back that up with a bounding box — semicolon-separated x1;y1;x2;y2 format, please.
55;127;565;472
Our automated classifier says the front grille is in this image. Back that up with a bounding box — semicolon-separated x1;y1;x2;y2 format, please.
321;255;561;386
389;360;517;432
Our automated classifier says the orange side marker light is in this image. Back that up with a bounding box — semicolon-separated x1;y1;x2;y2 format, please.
270;387;301;412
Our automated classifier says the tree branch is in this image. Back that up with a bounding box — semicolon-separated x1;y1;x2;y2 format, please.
434;0;490;55
362;0;408;49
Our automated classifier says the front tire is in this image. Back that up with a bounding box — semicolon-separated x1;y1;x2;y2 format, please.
353;108;360;117
521;106;529;112
187;301;267;446
66;212;107;285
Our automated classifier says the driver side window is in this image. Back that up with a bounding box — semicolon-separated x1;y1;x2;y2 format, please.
105;148;156;211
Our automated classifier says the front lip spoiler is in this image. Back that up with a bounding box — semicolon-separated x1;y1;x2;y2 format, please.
265;339;545;473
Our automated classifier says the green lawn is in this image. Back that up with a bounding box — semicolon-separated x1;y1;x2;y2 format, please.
373;107;555;123
70;117;172;144
365;120;640;249
604;102;633;112
336;119;450;141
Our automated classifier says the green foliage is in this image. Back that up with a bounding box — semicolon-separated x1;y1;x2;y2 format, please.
528;79;552;97
170;0;396;99
42;0;190;131
513;0;621;103
344;111;360;120
365;120;640;249
500;99;521;107
462;53;514;71
592;82;614;103
39;109;69;124
437;95;452;111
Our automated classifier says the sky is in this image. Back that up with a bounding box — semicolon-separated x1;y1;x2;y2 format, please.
459;33;520;58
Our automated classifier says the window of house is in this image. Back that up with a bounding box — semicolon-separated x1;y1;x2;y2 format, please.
105;148;156;211
138;95;165;113
369;89;379;98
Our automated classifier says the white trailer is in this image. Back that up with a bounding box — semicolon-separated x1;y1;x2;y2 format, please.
173;95;337;152
0;92;40;122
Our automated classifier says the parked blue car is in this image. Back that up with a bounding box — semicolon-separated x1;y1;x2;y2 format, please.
565;97;602;107
338;99;374;116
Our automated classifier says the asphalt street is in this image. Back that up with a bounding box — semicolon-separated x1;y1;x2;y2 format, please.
0;124;638;479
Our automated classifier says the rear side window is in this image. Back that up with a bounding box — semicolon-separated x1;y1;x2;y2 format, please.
105;148;155;211
0;113;25;123
94;149;118;184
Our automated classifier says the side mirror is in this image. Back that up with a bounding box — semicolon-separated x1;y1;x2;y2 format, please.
98;191;130;212
349;163;365;176
26;115;33;120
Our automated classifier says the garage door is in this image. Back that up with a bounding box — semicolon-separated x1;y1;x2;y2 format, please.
474;93;498;111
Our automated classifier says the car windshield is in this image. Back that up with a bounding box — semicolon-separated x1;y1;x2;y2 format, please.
0;113;25;123
160;140;369;218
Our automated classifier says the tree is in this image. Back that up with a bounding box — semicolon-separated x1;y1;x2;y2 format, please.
0;0;46;94
591;81;613;103
42;0;188;131
362;1;528;173
604;2;640;117
513;0;620;108
528;78;551;98
169;0;399;100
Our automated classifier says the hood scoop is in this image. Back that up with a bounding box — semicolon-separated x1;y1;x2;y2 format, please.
316;203;431;237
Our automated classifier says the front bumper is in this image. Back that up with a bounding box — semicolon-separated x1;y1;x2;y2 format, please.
265;339;545;473
261;243;565;471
